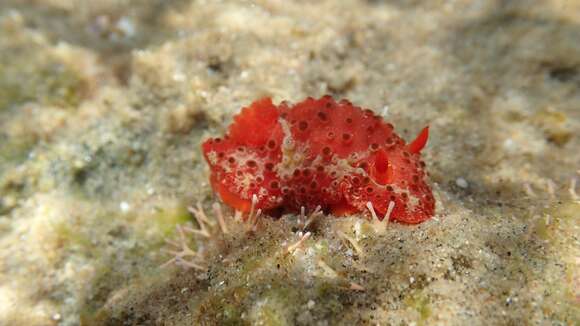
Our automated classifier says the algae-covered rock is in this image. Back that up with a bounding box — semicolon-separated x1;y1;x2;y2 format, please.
0;13;88;111
0;1;579;325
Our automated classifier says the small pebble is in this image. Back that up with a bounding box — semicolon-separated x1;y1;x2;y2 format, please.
173;72;186;82
503;138;515;150
381;105;390;116
120;201;131;213
456;177;468;189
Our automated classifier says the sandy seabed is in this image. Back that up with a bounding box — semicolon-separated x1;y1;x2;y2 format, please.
0;1;578;325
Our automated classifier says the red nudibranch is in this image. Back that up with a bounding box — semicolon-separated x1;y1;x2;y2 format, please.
202;96;435;224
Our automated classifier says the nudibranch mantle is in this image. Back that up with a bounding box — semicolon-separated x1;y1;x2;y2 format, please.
202;96;435;224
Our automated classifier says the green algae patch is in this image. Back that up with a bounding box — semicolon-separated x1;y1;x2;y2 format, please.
194;286;250;325
0;62;86;110
0;130;37;171
196;278;303;326
312;238;330;257
532;215;553;242
220;301;246;326
526;200;580;323
248;295;293;326
405;291;432;325
51;220;94;252
129;200;194;256
239;244;280;276
0;134;34;156
0;13;93;176
313;281;345;316
150;202;192;237
0;49;87;110
533;200;579;243
550;200;580;221
0;17;88;111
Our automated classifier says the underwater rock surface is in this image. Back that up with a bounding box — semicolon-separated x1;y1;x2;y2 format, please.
0;1;578;325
